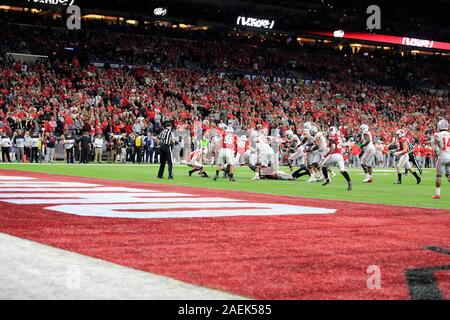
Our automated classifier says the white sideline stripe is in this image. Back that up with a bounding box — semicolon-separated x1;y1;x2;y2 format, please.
0;232;245;300
0;182;101;187
0;192;191;200
0;176;35;180
4;197;241;205
0;187;158;193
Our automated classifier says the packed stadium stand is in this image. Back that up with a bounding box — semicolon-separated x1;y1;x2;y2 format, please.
0;0;448;166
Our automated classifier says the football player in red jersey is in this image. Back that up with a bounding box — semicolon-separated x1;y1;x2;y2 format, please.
214;126;237;181
393;129;421;184
187;148;209;177
320;127;352;191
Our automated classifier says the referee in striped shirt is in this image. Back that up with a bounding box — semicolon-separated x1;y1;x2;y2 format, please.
157;122;176;179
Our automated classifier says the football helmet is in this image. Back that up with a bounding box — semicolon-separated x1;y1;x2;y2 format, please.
328;126;338;136
360;124;369;133
396;129;406;138
437;119;448;131
309;125;318;136
285;130;294;139
303;122;312;130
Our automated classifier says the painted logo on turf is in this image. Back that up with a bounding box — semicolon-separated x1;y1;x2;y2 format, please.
0;175;335;218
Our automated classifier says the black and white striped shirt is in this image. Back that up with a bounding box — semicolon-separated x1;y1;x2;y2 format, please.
158;128;173;146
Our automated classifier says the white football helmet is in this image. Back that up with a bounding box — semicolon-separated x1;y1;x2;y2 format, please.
226;126;234;134
437;119;448;131
360;124;369;133
285;130;294;139
396;129;406;138
328;126;338;136
240;135;247;141
303;122;312;130
309;125;318;136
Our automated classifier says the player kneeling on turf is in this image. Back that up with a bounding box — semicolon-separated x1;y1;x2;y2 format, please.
187;148;209;177
431;119;450;199
320;127;352;191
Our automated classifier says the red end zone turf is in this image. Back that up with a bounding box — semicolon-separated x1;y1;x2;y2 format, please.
0;170;448;300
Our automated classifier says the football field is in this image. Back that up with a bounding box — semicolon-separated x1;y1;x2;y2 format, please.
0;163;447;209
0;163;448;300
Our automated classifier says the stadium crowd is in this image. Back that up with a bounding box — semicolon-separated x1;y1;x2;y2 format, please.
0;14;448;170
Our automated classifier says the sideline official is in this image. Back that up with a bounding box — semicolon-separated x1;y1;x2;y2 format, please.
157;122;175;179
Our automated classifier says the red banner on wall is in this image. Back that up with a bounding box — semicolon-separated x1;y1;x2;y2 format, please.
308;31;450;51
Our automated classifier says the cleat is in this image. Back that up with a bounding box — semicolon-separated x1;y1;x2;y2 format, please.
416;177;421;185
252;176;260;180
347;182;352;191
188;170;193;177
432;195;440;199
322;179;330;186
168;177;174;180
306;177;316;183
394;181;402;184
213;174;218;181
229;177;236;181
363;178;373;183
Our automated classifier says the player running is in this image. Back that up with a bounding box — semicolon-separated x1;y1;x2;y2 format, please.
393;129;421;185
320;127;352;191
214;126;237;181
360;124;376;183
285;130;304;173
431;119;450;199
187;148;209;177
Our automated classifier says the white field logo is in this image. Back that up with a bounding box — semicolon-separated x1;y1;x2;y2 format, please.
0;175;335;219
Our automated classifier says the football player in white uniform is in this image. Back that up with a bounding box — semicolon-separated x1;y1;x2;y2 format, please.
431;119;450;199
393;129;421;185
305;125;327;182
286;131;305;173
251;134;276;180
359;124;376;183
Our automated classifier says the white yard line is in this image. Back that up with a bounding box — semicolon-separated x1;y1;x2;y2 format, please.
0;233;245;300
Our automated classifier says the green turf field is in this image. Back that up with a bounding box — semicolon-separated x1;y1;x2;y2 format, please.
0;163;448;209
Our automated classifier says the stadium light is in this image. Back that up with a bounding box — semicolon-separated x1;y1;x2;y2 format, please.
333;30;345;38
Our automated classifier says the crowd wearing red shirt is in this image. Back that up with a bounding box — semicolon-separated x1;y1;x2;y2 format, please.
0;14;448;166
